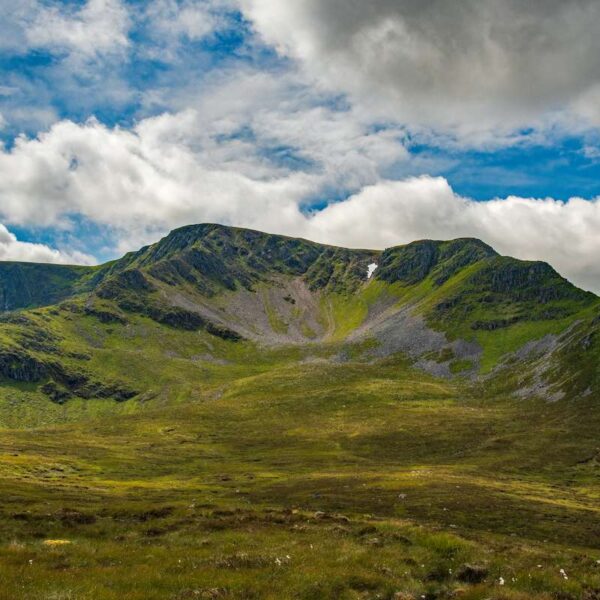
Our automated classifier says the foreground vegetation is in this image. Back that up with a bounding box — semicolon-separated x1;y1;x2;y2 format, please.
1;343;599;599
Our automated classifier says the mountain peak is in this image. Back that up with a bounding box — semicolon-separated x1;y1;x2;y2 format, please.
377;236;498;286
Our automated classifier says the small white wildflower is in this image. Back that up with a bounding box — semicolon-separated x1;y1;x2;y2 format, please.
28;559;33;565
560;568;568;580
498;577;505;586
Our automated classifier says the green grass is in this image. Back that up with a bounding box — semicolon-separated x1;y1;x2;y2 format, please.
449;358;473;374
1;326;599;598
322;293;369;341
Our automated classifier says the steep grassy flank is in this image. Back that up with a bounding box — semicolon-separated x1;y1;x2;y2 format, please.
0;262;100;311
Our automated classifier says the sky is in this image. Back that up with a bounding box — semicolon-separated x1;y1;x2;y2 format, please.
1;0;600;292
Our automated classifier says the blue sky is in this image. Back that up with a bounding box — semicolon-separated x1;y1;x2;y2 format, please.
1;0;600;292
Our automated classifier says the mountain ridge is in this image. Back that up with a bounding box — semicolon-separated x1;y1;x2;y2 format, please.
1;223;593;310
0;223;597;408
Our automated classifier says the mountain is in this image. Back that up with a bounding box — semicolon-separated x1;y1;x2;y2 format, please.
1;224;599;600
0;223;596;403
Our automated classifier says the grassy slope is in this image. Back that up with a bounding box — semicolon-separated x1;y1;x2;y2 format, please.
0;308;599;598
0;262;101;311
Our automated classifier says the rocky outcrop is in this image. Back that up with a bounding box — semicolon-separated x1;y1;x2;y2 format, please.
0;349;48;382
378;240;440;284
83;306;127;324
41;376;138;404
471;257;594;304
96;269;155;300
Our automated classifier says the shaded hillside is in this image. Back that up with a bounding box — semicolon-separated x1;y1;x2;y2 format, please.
0;262;98;311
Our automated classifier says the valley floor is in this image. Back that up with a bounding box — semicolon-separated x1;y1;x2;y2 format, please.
0;355;599;599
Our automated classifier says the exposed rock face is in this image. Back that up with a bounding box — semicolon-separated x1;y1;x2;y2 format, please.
471;257;592;304
0;349;48;382
41;377;138;404
83;306;127;324
96;269;155;300
378;240;440;284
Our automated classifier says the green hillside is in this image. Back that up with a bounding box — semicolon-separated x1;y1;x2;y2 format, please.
0;224;598;599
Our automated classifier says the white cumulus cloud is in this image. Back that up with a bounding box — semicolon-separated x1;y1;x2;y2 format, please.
0;224;95;265
27;0;130;60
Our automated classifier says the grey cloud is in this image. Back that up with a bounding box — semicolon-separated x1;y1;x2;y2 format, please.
241;0;600;141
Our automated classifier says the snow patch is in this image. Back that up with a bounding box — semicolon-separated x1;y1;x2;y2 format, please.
367;263;378;279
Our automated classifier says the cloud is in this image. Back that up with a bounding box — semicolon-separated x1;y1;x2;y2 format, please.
143;0;226;45
240;0;600;142
0;65;407;248
0;224;95;265
0;108;599;292
27;0;130;61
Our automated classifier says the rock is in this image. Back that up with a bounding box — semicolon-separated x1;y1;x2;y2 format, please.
364;537;383;547
84;306;127;324
333;513;350;523
41;381;72;404
0;349;48;382
456;563;488;583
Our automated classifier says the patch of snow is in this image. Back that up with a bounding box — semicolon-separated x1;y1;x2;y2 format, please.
367;263;378;279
